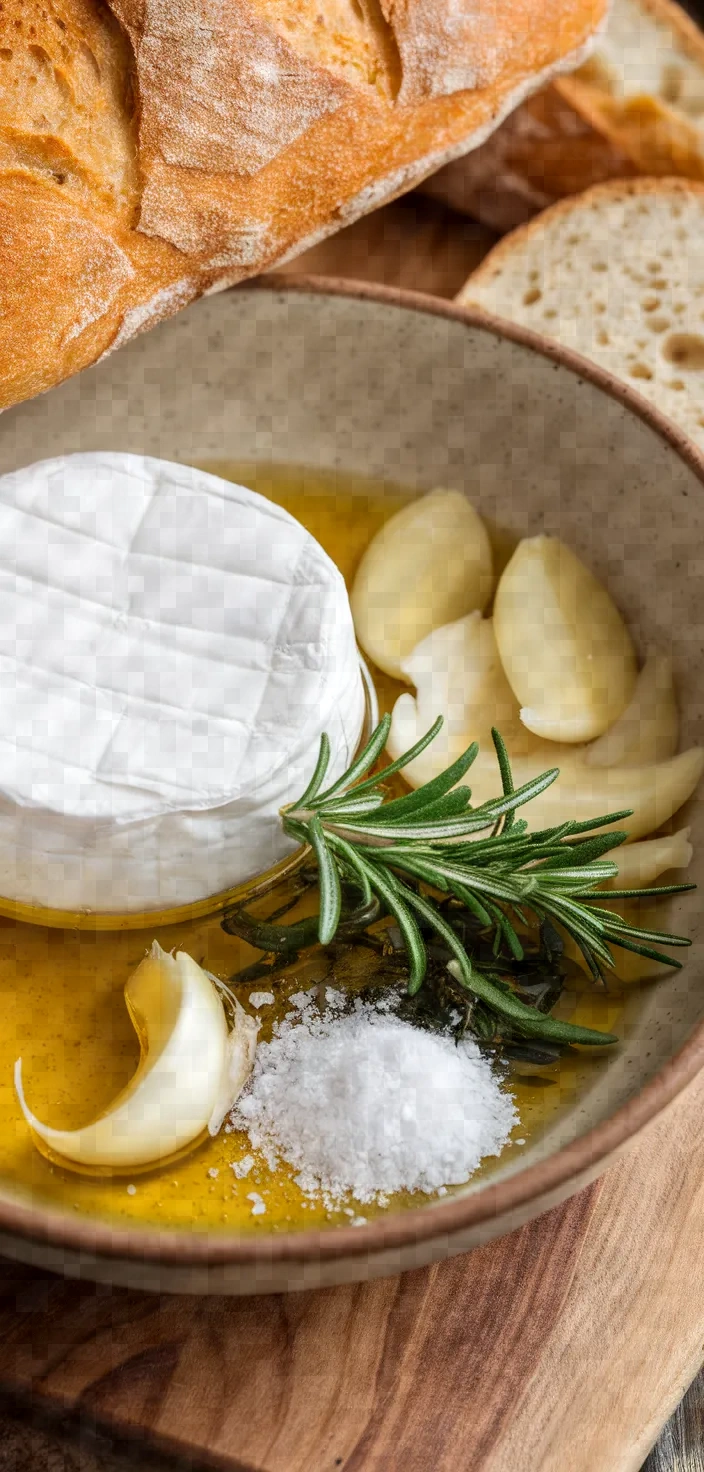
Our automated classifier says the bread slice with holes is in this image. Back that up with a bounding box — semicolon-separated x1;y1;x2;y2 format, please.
422;0;704;232
458;178;704;449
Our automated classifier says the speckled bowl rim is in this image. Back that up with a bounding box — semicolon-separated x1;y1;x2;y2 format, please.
2;274;704;1269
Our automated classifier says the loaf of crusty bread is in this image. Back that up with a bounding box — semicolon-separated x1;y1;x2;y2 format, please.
457;177;704;449
0;0;605;412
422;0;704;231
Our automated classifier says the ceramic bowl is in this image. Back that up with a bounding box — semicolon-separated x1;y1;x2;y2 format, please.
0;279;702;1295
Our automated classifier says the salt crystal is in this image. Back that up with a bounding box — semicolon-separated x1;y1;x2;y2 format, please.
289;991;314;1012
207;1168;219;1179
231;1002;517;1208
324;987;346;1012
249;991;275;1009
247;1191;267;1217
232;1155;254;1179
126;1184;137;1196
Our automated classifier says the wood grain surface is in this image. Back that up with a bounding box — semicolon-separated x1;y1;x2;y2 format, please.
0;1069;703;1470
277;194;497;299
0;195;702;1471
0;1183;599;1472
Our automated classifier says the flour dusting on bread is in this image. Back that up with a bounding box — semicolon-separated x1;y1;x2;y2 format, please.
0;0;606;410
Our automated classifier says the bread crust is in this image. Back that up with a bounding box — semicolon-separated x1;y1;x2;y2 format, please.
423;0;704;231
0;0;604;410
456;175;704;456
114;0;349;184
458;174;704;298
421;85;638;231
0;0;139;216
635;0;704;67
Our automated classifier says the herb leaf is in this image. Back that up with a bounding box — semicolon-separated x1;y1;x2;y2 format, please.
277;719;695;1046
307;814;341;945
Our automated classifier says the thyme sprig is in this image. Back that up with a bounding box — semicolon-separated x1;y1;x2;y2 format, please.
279;716;694;1047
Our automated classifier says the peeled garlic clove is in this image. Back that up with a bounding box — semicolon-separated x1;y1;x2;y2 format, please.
388;695;544;793
493;536;638;743
398;612;525;751
350;488;493;679
584;653;679;767
388;691;440;786
387;696;564;798
477;747;703;840
14;942;250;1171
601;828;692;888
396;736;703;843
389;613;560;773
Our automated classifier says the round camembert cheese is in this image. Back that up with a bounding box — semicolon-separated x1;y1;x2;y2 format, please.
0;454;365;913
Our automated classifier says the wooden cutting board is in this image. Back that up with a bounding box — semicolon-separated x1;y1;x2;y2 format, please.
1;1066;704;1472
1;199;703;1472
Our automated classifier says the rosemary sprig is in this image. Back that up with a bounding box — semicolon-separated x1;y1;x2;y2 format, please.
280;716;694;1047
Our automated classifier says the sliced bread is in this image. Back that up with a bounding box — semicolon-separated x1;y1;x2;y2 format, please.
422;0;704;231
458;177;704;450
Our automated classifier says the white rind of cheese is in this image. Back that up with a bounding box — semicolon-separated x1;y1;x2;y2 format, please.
0;454;364;912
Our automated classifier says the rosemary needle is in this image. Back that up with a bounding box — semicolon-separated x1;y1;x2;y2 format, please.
279;719;695;1047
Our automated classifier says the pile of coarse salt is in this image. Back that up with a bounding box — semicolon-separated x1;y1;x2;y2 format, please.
230;991;517;1208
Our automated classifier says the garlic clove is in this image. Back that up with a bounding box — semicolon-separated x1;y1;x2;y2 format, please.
389;615;578;774
14;942;250;1171
493;536;638;743
394;736;703;844
397;612;526;754
388;690;437;784
350;489;493;679
600;827;692;888
388;693;570;790
479;747;704;840
392;625;679;782
583;653;679;767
